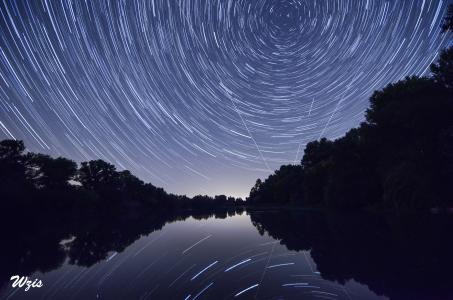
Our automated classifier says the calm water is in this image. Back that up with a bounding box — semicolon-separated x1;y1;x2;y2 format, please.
1;209;452;300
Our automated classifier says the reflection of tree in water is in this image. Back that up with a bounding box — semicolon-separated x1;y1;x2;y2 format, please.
249;209;453;300
0;215;68;286
0;207;243;287
3;208;451;299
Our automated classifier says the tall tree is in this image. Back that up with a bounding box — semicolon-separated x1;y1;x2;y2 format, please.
0;140;28;190
441;4;453;32
26;154;77;189
77;159;119;192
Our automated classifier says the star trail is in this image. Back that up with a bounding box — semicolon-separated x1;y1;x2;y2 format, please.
0;0;451;197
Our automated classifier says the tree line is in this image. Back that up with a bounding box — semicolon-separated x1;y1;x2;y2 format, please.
0;139;244;217
247;7;453;210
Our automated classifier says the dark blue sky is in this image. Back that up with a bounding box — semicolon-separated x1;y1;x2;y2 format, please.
0;0;451;197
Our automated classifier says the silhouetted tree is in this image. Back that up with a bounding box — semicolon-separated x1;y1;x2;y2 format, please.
441;4;453;32
248;40;453;209
249;210;453;300
26;153;77;189
431;47;453;90
366;76;453;208
436;4;453;90
0;140;27;185
248;165;304;204
301;138;334;206
0;139;25;158
78;160;118;189
323;128;380;209
248;178;262;202
0;140;33;202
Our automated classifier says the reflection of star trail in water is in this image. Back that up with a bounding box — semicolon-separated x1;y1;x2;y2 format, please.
234;283;259;297
0;214;390;299
0;0;451;197
183;234;212;254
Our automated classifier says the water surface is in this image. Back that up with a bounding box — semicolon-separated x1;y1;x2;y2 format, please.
1;209;452;299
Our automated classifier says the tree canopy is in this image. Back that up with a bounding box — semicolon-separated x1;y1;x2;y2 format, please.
441;4;453;32
0;139;244;215
247;18;453;210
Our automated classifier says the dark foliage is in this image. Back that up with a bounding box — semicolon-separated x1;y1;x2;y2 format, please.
431;47;453;90
0;138;244;219
249;209;453;300
441;4;453;33
0;138;246;286
0;203;244;287
248;165;304;205
248;40;453;210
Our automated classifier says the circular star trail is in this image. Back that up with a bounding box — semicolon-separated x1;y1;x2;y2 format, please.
0;0;451;197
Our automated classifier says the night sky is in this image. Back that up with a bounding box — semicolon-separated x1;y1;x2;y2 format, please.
0;0;451;198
